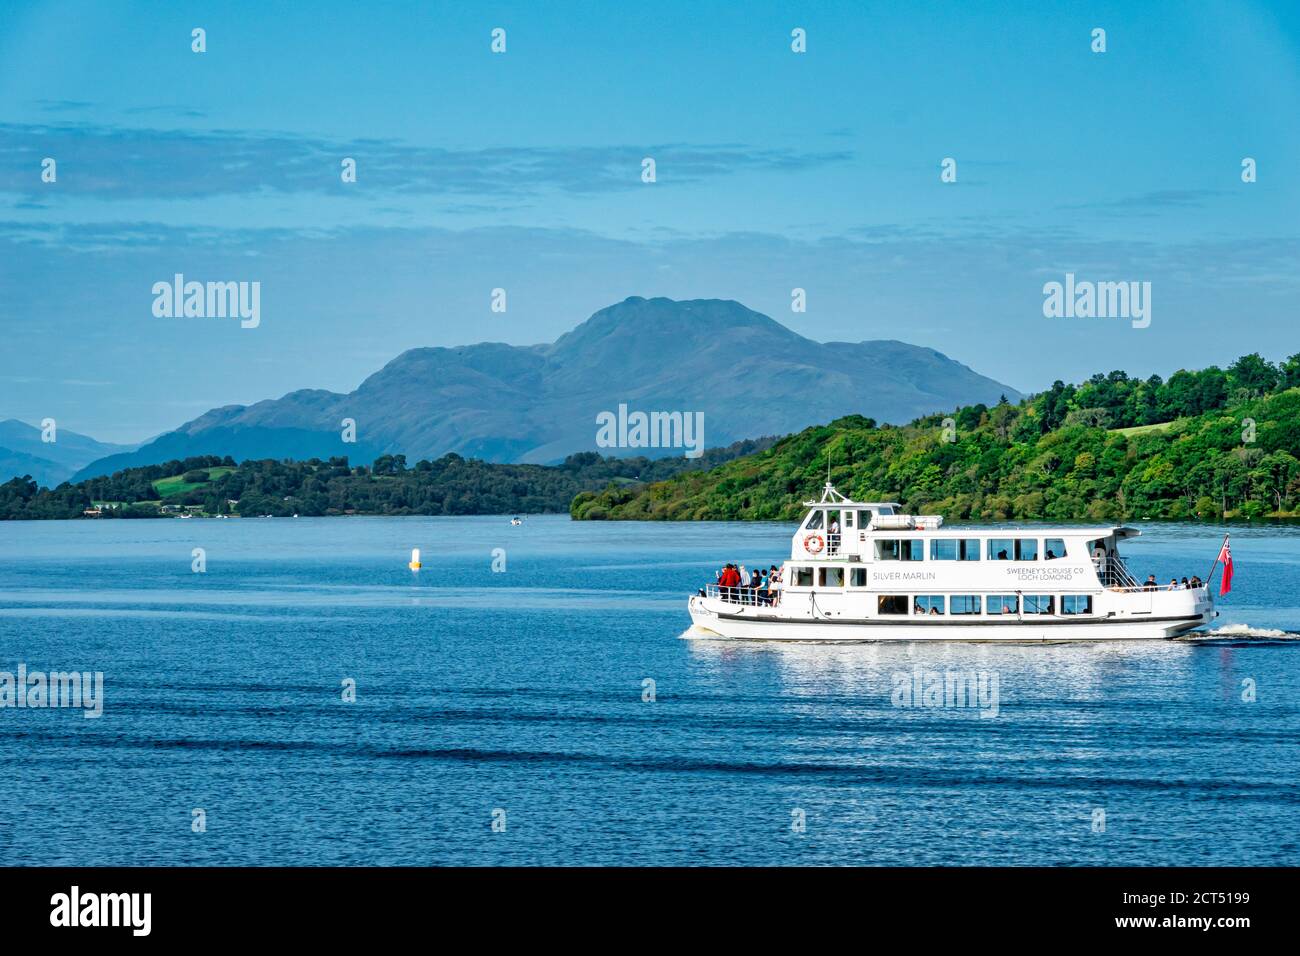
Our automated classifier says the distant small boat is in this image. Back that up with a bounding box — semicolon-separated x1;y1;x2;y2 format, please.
510;517;523;526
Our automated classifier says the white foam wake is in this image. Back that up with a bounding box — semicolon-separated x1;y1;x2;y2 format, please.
1193;623;1298;639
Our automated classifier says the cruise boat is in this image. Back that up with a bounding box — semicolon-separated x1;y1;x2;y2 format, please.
687;483;1216;642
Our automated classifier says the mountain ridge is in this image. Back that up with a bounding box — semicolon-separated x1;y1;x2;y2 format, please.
69;297;1021;481
0;419;137;487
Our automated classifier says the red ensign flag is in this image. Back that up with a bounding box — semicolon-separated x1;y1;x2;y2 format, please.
1217;537;1233;596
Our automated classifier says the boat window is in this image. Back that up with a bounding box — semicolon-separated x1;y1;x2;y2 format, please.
1015;538;1039;561
1044;538;1067;560
930;538;981;561
878;595;909;615
1023;595;1054;614
987;594;1019;615
849;568;868;587
987;538;1014;560
794;567;814;587
950;595;981;615
877;505;895;516
875;539;923;561
819;566;844;587
843;510;854;529
804;511;824;530
914;595;945;615
1061;594;1093;615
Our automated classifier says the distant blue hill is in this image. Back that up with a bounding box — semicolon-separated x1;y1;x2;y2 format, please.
71;297;1022;481
0;419;137;487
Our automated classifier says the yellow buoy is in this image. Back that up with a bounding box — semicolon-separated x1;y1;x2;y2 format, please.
408;548;421;571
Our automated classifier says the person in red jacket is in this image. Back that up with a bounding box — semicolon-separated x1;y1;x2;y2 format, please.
718;563;741;599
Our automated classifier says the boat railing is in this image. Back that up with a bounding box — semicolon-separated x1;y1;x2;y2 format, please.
703;584;777;607
826;533;841;556
1093;554;1141;589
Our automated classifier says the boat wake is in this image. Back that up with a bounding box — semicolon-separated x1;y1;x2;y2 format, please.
1181;623;1300;645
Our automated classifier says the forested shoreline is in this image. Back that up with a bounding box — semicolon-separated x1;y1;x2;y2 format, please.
7;353;1300;525
0;439;775;520
572;353;1300;523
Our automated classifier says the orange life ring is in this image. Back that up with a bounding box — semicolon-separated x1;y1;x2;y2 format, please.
804;533;825;554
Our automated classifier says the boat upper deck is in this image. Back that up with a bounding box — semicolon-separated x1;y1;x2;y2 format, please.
792;483;1140;568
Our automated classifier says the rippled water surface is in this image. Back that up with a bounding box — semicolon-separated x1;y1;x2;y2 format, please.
1;516;1297;865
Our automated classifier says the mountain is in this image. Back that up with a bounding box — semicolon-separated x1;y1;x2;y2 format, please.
72;297;1021;481
0;419;137;487
571;353;1300;522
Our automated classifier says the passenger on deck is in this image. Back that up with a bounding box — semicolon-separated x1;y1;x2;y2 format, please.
1168;578;1179;590
718;563;741;599
1190;575;1203;589
1143;575;1158;591
1180;577;1190;590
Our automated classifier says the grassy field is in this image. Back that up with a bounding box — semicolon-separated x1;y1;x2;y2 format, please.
1110;419;1182;437
152;466;235;498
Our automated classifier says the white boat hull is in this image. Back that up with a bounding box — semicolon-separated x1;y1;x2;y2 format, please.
687;595;1212;642
692;484;1221;643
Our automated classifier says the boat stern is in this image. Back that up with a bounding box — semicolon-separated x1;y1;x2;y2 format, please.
1153;584;1216;637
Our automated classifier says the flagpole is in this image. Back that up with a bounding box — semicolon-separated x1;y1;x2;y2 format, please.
1204;532;1229;587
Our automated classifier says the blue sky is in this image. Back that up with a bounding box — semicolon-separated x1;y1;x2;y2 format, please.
1;0;1298;442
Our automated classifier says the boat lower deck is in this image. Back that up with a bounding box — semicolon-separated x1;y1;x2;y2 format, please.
687;594;1212;641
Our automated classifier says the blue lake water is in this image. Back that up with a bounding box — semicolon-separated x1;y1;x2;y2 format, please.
0;515;1297;866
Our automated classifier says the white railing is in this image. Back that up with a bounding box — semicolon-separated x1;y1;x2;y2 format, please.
703;584;778;607
1093;555;1140;589
1092;556;1210;593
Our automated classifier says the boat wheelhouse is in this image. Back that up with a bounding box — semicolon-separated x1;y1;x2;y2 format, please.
687;483;1215;642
